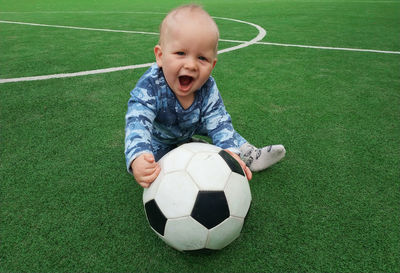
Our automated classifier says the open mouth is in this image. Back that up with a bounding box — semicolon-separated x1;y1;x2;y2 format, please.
179;75;194;91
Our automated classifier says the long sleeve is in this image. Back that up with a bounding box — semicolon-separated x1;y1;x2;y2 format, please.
124;71;158;173
200;78;245;154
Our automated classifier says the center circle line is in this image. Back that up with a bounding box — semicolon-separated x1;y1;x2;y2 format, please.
0;14;267;84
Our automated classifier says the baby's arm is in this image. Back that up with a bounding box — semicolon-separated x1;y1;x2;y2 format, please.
199;79;250;178
124;68;158;181
131;153;161;188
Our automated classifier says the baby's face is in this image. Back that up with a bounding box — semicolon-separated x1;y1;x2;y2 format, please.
155;13;218;107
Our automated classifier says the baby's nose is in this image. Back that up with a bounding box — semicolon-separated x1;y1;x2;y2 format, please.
184;57;197;70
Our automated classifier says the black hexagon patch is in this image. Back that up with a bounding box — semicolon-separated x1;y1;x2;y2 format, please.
144;199;167;236
218;150;245;176
191;191;230;229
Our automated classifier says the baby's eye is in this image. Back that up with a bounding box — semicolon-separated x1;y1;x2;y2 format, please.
176;51;185;56
198;56;208;61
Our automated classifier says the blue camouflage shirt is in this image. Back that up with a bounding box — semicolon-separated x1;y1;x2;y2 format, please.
125;64;246;172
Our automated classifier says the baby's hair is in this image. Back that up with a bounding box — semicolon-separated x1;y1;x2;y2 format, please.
158;4;220;52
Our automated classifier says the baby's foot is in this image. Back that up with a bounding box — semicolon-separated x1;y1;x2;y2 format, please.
240;143;286;172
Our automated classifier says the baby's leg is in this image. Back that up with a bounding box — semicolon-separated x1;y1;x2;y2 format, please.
188;136;209;144
152;140;177;162
240;143;286;172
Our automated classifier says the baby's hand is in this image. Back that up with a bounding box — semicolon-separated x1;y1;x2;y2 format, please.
131;153;161;188
224;150;252;181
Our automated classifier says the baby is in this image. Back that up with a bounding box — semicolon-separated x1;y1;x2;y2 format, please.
125;4;285;188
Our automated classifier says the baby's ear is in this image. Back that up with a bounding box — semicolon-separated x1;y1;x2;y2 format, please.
154;45;163;67
212;58;217;69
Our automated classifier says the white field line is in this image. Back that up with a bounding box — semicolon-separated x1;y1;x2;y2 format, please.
0;63;155;84
0;2;398;15
0;20;159;35
0;11;167;14
2;19;398;55
213;16;266;54
2;19;397;55
220;39;400;55
0;18;265;84
1;18;399;84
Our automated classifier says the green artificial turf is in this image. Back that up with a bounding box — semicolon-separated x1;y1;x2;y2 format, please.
1;0;399;271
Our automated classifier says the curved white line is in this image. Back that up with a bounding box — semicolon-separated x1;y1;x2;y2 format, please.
0;16;266;84
0;63;155;84
214;16;266;54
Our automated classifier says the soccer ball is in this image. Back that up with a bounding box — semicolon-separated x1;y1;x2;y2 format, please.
143;142;252;251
